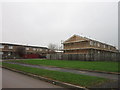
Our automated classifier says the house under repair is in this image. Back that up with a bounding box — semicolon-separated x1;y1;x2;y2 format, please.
63;34;118;54
47;35;120;61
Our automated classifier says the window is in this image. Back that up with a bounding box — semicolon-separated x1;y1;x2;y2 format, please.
90;41;93;46
26;48;29;50
0;52;3;54
94;42;96;46
8;52;11;56
40;49;42;51
111;47;113;50
33;48;36;51
9;46;13;49
103;45;106;48
0;45;4;48
98;51;100;54
37;49;39;51
97;43;100;47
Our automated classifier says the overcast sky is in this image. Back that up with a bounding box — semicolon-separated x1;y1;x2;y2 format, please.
1;0;119;48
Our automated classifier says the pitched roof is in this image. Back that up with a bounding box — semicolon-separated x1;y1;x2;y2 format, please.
0;42;48;49
63;34;89;44
63;34;116;48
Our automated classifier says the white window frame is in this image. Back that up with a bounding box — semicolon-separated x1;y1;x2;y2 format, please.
0;52;3;54
90;41;93;46
40;49;42;51
26;48;29;50
94;42;96;46
0;45;4;49
8;52;11;56
97;43;100;47
98;51;100;54
103;45;106;48
9;46;13;49
33;48;36;51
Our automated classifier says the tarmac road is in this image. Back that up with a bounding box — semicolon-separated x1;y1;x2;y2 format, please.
2;69;62;88
6;62;119;80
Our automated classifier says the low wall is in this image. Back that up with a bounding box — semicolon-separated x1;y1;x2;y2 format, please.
46;53;120;61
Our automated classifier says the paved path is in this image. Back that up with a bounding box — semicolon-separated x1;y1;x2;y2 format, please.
2;68;62;88
5;62;119;80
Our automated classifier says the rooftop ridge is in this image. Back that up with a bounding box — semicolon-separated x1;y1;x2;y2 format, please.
0;42;48;49
64;34;116;48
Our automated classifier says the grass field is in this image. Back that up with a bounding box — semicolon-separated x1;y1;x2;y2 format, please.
8;59;119;72
0;62;2;66
3;62;110;88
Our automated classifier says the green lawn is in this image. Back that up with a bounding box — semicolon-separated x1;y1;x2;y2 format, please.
7;59;119;73
3;62;110;88
0;62;2;66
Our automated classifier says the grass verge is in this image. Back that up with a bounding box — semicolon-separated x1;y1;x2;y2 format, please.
8;59;119;73
0;62;2;66
2;62;111;88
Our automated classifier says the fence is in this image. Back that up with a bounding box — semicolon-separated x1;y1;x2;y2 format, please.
46;52;120;61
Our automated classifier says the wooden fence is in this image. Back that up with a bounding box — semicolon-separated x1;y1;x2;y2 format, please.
46;52;120;61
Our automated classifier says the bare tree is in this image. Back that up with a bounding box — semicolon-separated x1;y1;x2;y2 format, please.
58;45;63;51
16;46;26;57
48;43;58;51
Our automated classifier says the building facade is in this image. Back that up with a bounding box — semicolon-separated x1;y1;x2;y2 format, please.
63;35;118;54
0;43;50;59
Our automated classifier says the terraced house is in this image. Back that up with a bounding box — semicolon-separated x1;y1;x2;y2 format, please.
63;35;118;55
0;43;50;59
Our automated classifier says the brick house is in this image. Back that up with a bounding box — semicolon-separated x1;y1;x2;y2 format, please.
63;35;118;54
0;43;50;59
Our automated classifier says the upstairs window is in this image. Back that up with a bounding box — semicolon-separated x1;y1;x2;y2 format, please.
103;45;106;48
40;49;42;51
37;49;39;51
108;46;110;49
9;46;13;49
94;42;96;46
26;48;29;50
33;48;36;51
0;45;4;49
97;43;100;47
90;41;93;46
